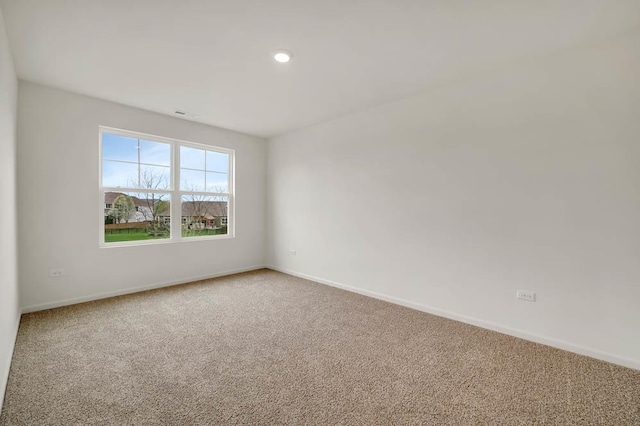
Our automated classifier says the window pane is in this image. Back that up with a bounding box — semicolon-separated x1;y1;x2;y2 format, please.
140;139;170;166
102;133;139;162
104;191;170;243
180;169;206;191
181;195;228;238
206;172;229;192
102;160;138;187
180;146;205;170
206;151;229;173
140;165;171;190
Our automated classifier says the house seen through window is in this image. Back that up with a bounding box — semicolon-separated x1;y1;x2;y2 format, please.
100;127;233;245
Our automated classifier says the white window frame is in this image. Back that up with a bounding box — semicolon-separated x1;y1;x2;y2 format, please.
98;126;235;247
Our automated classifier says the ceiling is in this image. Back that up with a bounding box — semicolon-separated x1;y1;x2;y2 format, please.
2;0;640;138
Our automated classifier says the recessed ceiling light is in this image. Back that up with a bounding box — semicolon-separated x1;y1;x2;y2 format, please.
273;50;292;63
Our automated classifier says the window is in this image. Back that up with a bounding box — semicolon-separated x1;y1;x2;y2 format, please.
99;127;233;246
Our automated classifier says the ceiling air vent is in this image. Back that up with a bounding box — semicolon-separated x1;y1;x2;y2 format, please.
174;110;199;119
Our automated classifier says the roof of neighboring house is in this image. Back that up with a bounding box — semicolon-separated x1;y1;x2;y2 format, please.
180;201;227;218
105;192;149;208
106;192;227;217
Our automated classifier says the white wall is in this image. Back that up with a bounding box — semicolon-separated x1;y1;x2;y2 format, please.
0;4;19;406
18;82;267;311
267;31;640;369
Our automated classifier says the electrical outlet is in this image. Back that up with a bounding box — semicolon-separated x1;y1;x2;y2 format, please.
516;290;536;302
289;250;297;256
49;268;65;278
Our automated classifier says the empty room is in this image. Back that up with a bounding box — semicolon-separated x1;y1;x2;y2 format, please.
1;1;639;424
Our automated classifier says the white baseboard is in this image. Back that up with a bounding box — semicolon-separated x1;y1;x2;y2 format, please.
1;312;21;410
21;265;266;314
267;265;640;371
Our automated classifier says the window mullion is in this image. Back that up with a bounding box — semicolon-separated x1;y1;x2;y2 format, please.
137;138;141;187
171;141;181;241
101;186;171;194
178;191;230;197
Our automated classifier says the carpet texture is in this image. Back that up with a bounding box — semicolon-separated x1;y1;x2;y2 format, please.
1;269;639;425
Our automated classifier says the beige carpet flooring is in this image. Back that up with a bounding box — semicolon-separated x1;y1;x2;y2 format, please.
1;269;639;425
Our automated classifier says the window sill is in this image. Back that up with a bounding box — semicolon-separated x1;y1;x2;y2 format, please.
99;234;235;249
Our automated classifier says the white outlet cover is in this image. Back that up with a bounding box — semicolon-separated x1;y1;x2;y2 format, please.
516;290;536;302
49;268;65;277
